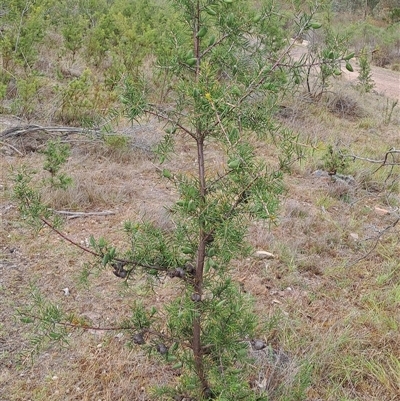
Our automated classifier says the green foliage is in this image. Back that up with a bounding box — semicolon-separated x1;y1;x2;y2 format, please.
122;221;184;270
61;15;87;62
0;81;7;104
12;0;352;399
1;0;167;121
302;8;354;97
388;8;400;23
11;139;72;228
42;139;73;189
12;165;52;230
0;1;47;69
56;69;94;124
152;281;263;400
322;145;349;175
11;73;42;118
357;47;374;93
102;134;129;150
112;0;320;398
17;284;69;361
273;128;305;173
84;0;162;68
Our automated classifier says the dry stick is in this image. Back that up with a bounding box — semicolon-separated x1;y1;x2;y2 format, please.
343;148;400;182
0;140;24;156
0;125;100;139
53;210;115;219
346;217;400;268
344;149;400;165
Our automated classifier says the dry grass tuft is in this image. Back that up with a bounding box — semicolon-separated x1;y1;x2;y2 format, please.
327;93;363;119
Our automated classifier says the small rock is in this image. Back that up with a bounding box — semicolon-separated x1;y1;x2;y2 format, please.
62;288;70;296
191;293;201;302
156;343;168;355
133;332;145;345
251;339;267;350
168;268;185;278
254;250;275;260
349;233;359;241
312;169;329;177
374;206;390;216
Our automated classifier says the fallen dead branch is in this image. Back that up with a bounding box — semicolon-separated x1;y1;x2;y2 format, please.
0;124;100;140
54;210;115;219
343;148;400;182
344;148;400;164
0;124;154;156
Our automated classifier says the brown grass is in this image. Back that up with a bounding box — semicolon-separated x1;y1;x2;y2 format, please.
1;79;400;400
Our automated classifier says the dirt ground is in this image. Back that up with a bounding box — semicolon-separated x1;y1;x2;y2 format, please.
1;64;400;399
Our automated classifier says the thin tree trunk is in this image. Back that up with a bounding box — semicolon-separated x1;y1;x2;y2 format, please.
191;1;209;394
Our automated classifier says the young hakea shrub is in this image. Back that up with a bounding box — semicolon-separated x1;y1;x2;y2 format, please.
13;0;352;400
92;1;319;399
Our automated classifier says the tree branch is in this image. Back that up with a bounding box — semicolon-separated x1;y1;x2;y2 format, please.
38;216;168;273
144;107;197;139
343;149;400;165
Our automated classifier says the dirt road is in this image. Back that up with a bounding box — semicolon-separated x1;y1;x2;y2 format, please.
292;43;400;101
341;60;400;101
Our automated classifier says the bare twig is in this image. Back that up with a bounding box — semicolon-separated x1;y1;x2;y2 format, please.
343;149;400;165
39;217;99;257
19;311;193;349
347;216;400;267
